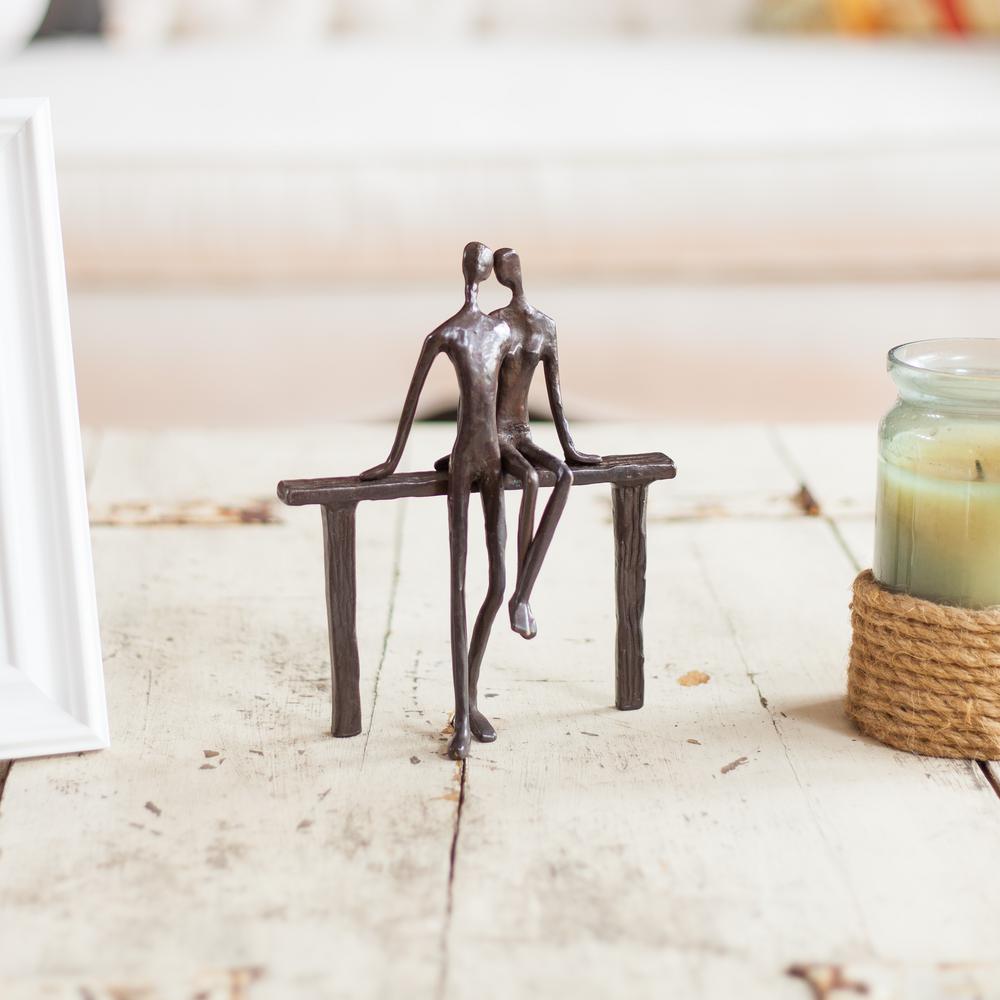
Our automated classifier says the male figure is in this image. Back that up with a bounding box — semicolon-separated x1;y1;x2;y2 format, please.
440;249;600;638
360;242;513;760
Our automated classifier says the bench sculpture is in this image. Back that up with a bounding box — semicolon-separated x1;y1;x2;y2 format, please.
277;243;676;759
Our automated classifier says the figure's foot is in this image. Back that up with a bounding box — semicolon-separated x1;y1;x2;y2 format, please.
470;707;497;743
447;720;472;760
509;597;537;640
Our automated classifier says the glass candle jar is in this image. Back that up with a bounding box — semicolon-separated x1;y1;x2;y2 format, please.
875;339;1000;609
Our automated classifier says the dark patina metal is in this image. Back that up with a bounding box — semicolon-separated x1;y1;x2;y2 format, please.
435;248;602;642
277;242;676;760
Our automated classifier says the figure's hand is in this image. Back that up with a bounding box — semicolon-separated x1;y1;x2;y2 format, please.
433;454;450;473
565;447;602;465
359;460;394;481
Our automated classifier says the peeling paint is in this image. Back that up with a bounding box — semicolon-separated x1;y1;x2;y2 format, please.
90;499;280;527
787;963;869;999
678;671;710;687
68;968;264;1000
720;756;749;775
792;484;822;517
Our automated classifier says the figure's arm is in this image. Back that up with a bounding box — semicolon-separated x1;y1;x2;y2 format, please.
542;341;601;465
360;334;441;480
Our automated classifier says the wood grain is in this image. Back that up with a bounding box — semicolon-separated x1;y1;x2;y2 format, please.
0;427;457;997
2;424;999;999
441;427;1000;998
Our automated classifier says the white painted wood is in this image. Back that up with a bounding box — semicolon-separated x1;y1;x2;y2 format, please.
2;424;1000;999
441;428;1000;999
774;422;1000;809
529;421;803;523
0;100;105;760
774;423;878;520
773;422;878;567
0;425;462;997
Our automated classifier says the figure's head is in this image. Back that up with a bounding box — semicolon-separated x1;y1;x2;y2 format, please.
462;241;493;287
493;248;523;295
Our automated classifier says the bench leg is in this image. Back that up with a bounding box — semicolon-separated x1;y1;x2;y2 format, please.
612;483;648;710
322;502;362;737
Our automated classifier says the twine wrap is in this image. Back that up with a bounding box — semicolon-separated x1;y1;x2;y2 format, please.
848;570;1000;759
847;570;1000;760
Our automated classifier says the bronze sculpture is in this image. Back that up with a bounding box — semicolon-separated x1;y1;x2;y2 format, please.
437;248;600;640
277;241;676;762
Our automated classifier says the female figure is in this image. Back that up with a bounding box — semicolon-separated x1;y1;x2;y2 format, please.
439;248;601;638
493;248;601;638
360;243;512;760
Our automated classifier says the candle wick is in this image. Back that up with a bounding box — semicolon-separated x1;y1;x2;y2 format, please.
975;459;985;481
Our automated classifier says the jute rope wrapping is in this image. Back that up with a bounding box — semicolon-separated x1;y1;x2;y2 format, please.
848;570;1000;759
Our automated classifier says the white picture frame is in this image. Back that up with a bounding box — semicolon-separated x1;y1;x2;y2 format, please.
0;99;108;760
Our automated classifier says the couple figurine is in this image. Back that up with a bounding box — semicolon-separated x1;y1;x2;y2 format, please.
360;242;600;760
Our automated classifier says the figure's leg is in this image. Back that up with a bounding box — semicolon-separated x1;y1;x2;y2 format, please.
500;441;539;589
468;471;507;743
508;439;574;638
447;476;472;760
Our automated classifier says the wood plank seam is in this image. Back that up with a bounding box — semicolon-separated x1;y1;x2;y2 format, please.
0;761;11;809
361;500;407;766
689;534;877;940
768;427;862;570
979;761;1000;799
438;758;467;1000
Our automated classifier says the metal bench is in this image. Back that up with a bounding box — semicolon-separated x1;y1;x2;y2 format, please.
277;452;676;737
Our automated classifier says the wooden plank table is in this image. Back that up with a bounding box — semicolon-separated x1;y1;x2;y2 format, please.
2;423;999;1000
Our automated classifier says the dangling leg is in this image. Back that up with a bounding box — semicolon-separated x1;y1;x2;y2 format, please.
468;470;507;743
447;474;472;760
508;439;574;635
500;442;539;638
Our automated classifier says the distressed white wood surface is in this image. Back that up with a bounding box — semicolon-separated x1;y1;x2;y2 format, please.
1;424;999;1000
776;422;1000;833
774;422;877;569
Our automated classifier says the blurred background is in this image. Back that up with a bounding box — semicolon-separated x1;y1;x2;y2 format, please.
2;0;999;426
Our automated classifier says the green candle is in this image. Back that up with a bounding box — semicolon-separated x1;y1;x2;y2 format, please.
876;425;1000;607
874;340;1000;609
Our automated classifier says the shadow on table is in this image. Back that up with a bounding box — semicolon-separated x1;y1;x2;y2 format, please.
782;696;853;736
